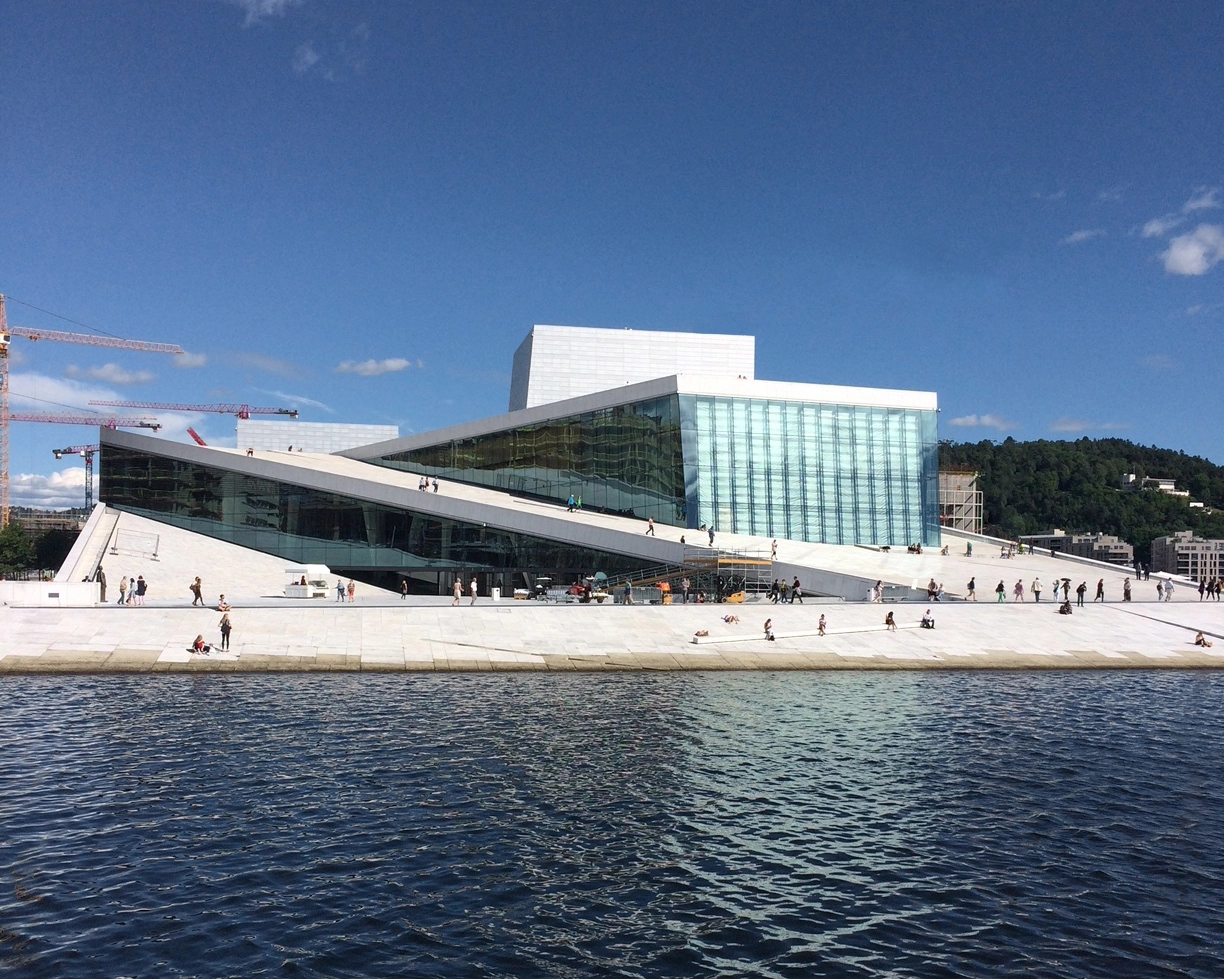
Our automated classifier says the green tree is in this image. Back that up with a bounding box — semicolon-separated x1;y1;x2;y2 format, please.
0;522;36;574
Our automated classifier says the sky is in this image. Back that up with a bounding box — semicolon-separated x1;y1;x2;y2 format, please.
2;0;1223;508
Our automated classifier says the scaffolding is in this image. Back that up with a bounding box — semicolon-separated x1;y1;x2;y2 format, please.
939;470;983;534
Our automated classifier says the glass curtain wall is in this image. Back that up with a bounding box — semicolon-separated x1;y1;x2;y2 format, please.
683;396;939;546
100;446;650;592
372;396;687;525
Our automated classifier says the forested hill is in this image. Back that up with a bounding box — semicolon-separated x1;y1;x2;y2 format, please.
939;438;1224;562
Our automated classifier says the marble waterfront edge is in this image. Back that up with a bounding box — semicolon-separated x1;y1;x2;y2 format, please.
3;601;1224;674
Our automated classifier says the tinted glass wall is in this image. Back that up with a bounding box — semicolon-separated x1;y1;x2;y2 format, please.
100;446;649;589
684;397;939;546
372;396;687;524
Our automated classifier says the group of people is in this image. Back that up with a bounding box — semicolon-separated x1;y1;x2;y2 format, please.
1197;578;1224;601
335;579;357;602
768;578;804;603
451;577;480;605
114;573;149;606
566;494;583;512
418;475;439;492
925;578;945;601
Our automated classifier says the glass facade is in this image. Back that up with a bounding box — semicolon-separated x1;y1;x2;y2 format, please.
371;395;940;546
374;395;688;524
683;397;939;546
99;446;651;593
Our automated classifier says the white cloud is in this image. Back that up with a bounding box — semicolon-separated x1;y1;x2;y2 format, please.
1162;224;1224;276
335;358;417;377
948;414;1016;431
1050;418;1130;433
234;352;303;378
263;390;334;414
1186;302;1224;317
65;363;155;385
10;468;88;509
1097;184;1127;203
8;372;120;413
1140;214;1184;238
1139;354;1178;372
1031;189;1065;201
226;0;303;26
1061;229;1106;245
1183;186;1221;213
292;42;320;74
174;352;207;369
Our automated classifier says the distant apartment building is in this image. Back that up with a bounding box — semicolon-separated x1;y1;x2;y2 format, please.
938;471;983;534
1120;473;1190;498
1019;529;1135;566
9;507;89;533
1150;531;1224;582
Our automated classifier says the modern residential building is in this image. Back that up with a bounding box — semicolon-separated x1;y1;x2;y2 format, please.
99;325;940;594
8;507;89;533
1120;473;1190;498
1150;531;1224;582
1019;529;1135;566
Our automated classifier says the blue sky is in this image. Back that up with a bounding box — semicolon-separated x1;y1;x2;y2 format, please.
3;0;1222;507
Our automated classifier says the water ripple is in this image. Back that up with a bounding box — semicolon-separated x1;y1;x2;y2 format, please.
1;672;1223;977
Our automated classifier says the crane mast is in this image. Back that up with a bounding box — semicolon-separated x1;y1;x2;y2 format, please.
0;294;183;527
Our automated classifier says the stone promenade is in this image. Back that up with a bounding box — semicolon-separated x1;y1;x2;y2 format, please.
4;598;1224;673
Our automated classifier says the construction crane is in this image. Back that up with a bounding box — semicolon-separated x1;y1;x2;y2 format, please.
52;444;100;509
89;400;299;419
0;293;183;527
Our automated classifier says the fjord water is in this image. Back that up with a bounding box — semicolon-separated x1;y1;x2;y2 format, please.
2;672;1222;978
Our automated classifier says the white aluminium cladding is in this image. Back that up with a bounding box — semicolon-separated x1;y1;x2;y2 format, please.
343;372;937;460
508;324;756;411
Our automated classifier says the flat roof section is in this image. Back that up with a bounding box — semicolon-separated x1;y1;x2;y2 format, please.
345;373;938;461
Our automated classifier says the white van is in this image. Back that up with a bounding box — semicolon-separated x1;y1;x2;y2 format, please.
284;565;331;599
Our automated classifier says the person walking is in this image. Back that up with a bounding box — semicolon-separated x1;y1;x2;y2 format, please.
400;579;408;600
135;575;147;606
1157;580;1164;602
218;612;232;651
623;582;633;605
645;517;655;536
967;577;976;601
1165;579;1175;602
771;539;778;560
190;576;203;607
432;477;439;493
118;576;128;606
995;580;1005;603
336;578;345;602
1032;577;1042;602
567;494;576;512
791;577;803;604
347;579;356;603
1094;579;1105;602
469;577;478;605
1013;579;1025;602
452;579;462;606
1076;581;1087;607
1123;577;1132;601
818;614;826;636
681;576;691;604
708;526;715;547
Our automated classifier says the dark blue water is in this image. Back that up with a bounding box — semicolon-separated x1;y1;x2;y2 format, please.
2;672;1222;978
